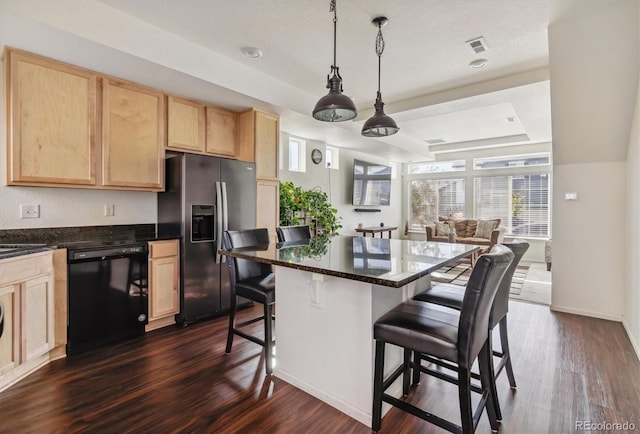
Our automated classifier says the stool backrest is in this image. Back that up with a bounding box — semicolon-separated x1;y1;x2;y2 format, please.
457;244;514;369
276;225;312;243
223;228;272;283
490;240;529;328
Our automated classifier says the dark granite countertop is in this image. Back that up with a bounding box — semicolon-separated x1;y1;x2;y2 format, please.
221;235;482;288
0;244;57;260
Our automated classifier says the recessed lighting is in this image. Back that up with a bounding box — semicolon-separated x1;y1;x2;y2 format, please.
505;117;516;123
469;58;487;68
241;47;263;59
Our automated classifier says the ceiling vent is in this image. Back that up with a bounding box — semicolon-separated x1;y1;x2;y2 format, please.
465;37;489;54
425;138;446;145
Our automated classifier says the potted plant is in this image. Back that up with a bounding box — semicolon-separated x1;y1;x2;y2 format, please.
279;181;342;235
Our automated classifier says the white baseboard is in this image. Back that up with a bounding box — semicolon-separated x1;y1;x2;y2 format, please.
550;304;622;322
622;319;640;362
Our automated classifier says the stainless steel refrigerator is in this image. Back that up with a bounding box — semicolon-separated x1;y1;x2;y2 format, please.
157;153;256;325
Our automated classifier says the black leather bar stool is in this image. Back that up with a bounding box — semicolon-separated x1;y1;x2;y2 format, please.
222;228;276;375
414;240;529;399
372;245;514;433
276;225;312;243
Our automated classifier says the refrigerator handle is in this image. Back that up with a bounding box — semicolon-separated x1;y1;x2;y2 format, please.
221;182;229;232
216;181;223;264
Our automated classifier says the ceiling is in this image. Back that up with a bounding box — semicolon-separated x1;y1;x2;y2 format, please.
28;0;581;161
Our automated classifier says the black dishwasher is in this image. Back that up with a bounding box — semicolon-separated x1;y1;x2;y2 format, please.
67;242;149;355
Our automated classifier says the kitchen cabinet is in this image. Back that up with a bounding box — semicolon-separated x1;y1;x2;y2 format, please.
5;48;97;187
0;251;55;393
167;95;206;153
147;240;180;331
102;79;165;190
257;180;280;242
206;106;238;157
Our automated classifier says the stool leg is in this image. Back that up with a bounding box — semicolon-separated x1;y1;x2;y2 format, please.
412;351;421;385
499;316;517;388
225;294;237;354
479;342;499;430
402;348;411;396
457;368;474;434
372;340;385;432
264;302;274;375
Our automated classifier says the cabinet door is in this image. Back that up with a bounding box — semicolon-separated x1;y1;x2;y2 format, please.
255;111;279;180
206;106;237;157
149;256;179;320
102;79;165;190
167;95;205;153
0;286;19;375
6;49;97;186
257;180;279;242
21;275;54;363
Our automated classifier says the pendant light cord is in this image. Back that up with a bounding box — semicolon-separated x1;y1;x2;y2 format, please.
376;24;385;94
331;0;337;69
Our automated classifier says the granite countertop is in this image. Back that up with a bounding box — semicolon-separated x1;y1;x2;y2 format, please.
0;244;57;260
221;235;482;288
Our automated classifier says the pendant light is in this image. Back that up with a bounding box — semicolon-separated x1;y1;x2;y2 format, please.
312;0;357;122
361;16;399;137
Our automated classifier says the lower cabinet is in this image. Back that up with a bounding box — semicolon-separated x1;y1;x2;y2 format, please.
0;251;56;392
147;239;180;331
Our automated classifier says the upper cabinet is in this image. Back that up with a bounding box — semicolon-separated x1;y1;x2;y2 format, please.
238;109;279;180
5;49;97;186
102;79;164;190
205;106;238;157
167;95;205;153
4;48;165;191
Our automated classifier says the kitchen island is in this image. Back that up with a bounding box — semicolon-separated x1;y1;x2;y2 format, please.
222;235;481;426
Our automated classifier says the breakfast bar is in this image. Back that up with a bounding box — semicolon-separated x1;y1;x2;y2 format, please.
223;235;481;426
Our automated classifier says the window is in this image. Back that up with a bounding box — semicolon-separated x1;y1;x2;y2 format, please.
409;178;465;230
408;160;465;174
473;153;550;170
473;174;550;237
288;138;306;172
325;146;339;169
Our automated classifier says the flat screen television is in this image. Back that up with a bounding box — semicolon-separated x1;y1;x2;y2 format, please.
352;159;392;206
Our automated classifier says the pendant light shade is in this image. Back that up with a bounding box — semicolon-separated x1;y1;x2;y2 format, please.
362;17;399;137
313;0;357;122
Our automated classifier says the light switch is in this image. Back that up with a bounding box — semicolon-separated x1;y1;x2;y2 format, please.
564;192;578;201
104;204;115;216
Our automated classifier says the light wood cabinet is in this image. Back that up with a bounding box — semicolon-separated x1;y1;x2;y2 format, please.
147;240;180;331
0;251;56;393
238;109;279;173
206;106;238;157
257;180;280;242
167;95;205;153
5;48;97;186
102;79;165;190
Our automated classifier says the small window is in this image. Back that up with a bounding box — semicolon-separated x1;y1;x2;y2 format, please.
474;153;550;170
288;138;306;172
408;160;465;174
325;146;339;169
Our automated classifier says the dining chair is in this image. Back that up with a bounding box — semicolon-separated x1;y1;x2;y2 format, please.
412;240;529;421
222;228;276;375
372;245;514;433
276;225;312;243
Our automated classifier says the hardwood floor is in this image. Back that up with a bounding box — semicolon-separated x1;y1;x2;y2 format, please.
0;301;639;433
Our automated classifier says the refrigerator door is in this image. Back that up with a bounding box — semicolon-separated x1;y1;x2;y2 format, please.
219;159;257;310
181;154;221;323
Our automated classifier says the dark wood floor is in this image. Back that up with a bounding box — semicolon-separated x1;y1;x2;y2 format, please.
1;300;639;433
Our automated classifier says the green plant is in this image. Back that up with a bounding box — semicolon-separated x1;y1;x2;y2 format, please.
279;181;342;235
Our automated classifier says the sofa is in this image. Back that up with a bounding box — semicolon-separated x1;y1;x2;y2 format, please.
425;217;505;250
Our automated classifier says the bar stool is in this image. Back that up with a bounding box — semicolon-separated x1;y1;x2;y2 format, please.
276;225;312;243
222;228;275;375
414;240;529;400
372;245;514;433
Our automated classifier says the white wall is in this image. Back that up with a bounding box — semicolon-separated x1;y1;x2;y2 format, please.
279;133;402;238
551;163;626;320
624;56;640;356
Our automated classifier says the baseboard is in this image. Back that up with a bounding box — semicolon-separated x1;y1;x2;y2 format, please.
550;304;623;322
622;319;640;362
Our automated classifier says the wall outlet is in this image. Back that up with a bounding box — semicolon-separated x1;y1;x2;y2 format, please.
20;204;40;219
104;204;115;217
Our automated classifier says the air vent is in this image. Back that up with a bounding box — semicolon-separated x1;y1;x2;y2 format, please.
465;37;489;54
425;138;446;145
